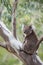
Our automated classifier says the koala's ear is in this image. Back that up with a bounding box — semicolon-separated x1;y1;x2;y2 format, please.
29;24;35;30
24;25;27;28
32;25;35;30
23;25;27;32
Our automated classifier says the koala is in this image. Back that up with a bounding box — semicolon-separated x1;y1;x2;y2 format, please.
22;25;39;55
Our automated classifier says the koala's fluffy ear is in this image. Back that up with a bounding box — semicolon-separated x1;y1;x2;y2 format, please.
24;25;27;28
29;24;35;30
32;25;36;30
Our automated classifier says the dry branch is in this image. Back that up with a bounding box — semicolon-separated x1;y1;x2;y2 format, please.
35;37;43;49
0;21;22;55
0;4;4;19
12;0;18;38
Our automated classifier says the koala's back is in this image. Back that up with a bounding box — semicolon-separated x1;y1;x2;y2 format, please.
23;31;38;54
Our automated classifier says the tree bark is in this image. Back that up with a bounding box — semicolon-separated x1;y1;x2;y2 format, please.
12;0;18;39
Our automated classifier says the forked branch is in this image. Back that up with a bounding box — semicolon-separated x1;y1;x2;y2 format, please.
0;21;22;55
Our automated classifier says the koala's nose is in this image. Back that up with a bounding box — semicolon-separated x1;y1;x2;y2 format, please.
24;30;27;33
24;31;25;33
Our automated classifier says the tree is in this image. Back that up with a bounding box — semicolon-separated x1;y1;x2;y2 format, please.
0;0;43;65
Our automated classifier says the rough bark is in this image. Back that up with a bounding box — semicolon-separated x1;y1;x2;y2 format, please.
12;0;18;38
0;21;22;54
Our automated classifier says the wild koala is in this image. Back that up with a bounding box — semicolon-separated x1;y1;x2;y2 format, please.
22;25;43;55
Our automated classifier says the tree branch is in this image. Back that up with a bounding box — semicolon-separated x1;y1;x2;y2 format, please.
0;21;22;55
35;37;43;51
0;41;18;57
12;0;18;38
0;4;4;19
0;42;6;48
